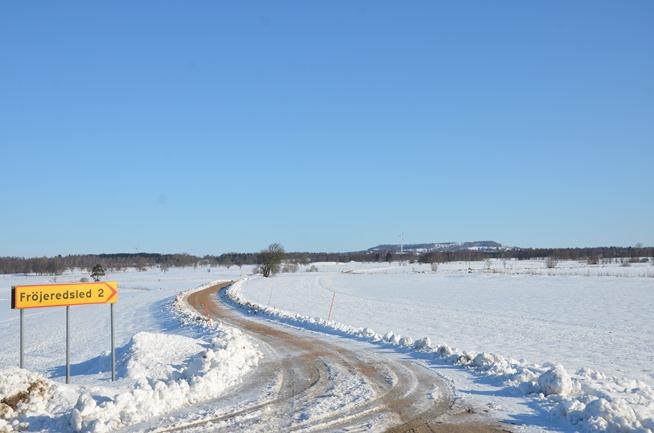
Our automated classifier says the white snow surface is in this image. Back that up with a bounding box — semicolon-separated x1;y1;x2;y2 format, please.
231;260;654;433
1;261;653;433
0;271;261;433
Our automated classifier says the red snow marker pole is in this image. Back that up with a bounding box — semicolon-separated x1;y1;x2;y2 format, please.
203;303;213;326
327;291;336;321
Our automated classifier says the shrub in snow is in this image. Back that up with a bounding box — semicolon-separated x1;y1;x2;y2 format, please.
538;365;573;396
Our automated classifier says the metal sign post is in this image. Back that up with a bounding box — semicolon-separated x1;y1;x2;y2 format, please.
66;306;70;384
12;281;119;383
111;303;115;381
19;308;24;368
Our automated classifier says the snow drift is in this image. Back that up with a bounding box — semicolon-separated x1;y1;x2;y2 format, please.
225;278;654;433
71;327;260;432
0;281;261;433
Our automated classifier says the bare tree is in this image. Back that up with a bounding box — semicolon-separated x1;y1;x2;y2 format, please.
258;243;285;277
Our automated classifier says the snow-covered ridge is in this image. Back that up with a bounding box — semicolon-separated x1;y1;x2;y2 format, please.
0;280;261;433
225;278;654;433
367;240;505;253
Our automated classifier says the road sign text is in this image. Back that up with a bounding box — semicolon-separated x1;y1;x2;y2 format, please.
12;282;118;309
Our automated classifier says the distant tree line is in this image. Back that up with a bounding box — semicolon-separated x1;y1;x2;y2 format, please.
204;251;402;267
416;246;654;264
0;247;652;275
0;253;198;275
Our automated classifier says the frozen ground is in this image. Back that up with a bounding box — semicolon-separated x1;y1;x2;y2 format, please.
235;259;654;433
0;268;258;432
241;260;654;384
1;260;652;433
0;266;252;381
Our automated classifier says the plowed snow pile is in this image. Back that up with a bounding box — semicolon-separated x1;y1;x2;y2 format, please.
0;282;261;433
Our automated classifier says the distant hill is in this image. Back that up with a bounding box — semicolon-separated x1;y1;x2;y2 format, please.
367;241;506;253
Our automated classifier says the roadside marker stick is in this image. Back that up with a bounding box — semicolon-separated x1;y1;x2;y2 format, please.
203;303;213;326
204;302;213;326
111;303;115;381
327;291;336;321
267;287;273;305
66;306;70;384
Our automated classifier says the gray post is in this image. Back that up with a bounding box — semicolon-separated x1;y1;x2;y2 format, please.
66;306;70;384
110;303;115;381
19;309;24;369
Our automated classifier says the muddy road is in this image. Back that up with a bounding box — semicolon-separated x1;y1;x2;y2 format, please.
155;282;506;433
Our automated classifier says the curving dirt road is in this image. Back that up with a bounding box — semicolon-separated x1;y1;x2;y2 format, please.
160;282;507;433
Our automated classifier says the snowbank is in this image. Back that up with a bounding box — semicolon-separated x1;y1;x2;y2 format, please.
225;278;654;433
70;281;261;432
0;368;60;433
0;367;80;433
0;281;261;433
71;327;260;432
537;364;573;396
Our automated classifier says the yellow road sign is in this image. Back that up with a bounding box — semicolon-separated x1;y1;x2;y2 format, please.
12;281;118;309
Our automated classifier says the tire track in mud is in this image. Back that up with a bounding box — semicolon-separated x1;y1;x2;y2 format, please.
158;282;506;433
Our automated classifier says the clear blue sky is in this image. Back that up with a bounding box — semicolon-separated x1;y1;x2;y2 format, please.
1;1;652;257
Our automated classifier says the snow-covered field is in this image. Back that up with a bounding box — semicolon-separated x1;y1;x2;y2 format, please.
241;260;654;383
0;267;252;380
1;259;653;433
0;268;258;432
235;259;654;433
